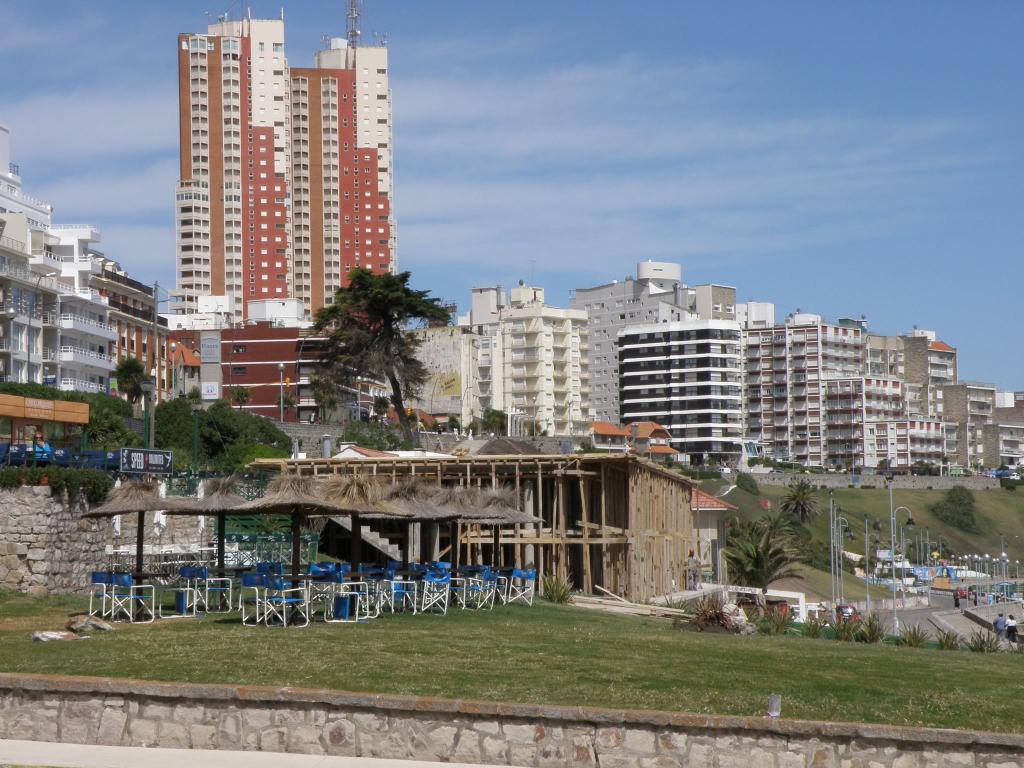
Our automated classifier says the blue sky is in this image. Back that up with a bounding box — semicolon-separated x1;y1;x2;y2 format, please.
2;2;1022;385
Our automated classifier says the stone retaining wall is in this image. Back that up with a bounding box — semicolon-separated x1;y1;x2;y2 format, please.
753;473;1000;491
0;674;1021;766
0;487;108;596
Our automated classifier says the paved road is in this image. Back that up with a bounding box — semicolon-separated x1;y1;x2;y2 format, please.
0;740;494;768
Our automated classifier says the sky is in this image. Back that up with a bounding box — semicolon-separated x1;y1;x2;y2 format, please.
2;2;1022;385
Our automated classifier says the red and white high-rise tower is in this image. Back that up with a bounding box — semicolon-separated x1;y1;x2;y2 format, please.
174;5;394;321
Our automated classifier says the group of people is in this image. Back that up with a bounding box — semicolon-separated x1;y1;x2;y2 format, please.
993;613;1019;644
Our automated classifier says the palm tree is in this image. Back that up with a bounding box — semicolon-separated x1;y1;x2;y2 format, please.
229;386;251;409
309;374;339;423
314;268;449;443
780;479;820;524
725;513;802;589
114;357;147;406
372;395;391;423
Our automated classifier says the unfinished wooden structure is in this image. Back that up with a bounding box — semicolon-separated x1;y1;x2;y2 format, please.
251;454;696;601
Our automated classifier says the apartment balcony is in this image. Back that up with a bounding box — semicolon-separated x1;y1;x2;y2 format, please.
29;249;62;274
60;286;109;308
59;346;115;371
59;313;118;341
58;378;104;394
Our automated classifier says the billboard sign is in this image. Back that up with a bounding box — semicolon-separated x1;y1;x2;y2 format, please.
120;448;173;475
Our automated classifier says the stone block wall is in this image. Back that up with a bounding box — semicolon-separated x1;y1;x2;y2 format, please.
0;487;109;596
0;674;1021;766
754;472;999;491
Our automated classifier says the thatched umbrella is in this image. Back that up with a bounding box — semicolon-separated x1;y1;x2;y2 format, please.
319;474;414;566
428;485;537;568
234;474;410;578
83;480;191;576
164;476;248;573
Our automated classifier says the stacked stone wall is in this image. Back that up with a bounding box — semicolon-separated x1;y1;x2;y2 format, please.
0;487;109;596
0;674;1021;766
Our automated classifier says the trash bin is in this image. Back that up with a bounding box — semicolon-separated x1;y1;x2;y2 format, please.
333;593;354;620
175;590;188;615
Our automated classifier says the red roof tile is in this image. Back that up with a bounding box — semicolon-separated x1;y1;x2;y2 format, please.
691;489;738;512
929;340;955;353
630;421;671;439
591;421;631;437
648;444;679;455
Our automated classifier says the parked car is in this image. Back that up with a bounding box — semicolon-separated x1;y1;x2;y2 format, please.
835;604;861;623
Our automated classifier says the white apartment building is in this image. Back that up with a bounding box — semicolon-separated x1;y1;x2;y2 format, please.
618;319;743;462
744;313;866;466
0;126;166;396
459;284;590;436
865;418;946;469
822;376;906;468
570;262;692;423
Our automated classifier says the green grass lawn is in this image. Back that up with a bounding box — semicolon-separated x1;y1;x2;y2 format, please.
2;591;1024;733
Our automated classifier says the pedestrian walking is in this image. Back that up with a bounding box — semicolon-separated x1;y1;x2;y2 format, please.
994;613;1006;640
1007;615;1018;644
953;592;960;609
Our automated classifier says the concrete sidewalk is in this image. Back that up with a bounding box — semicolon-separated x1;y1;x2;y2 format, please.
0;740;495;768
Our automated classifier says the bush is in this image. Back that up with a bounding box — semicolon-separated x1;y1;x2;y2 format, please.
801;616;826;638
0;467;112;504
691;594;726;630
929;486;980;534
936;629;961;651
758;607;795;635
540;575;573;604
897;624;929;648
966;629;1001;654
736;472;759;495
857;613;886;644
831;618;860;642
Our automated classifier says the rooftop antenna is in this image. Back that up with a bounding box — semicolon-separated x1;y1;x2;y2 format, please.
347;0;363;47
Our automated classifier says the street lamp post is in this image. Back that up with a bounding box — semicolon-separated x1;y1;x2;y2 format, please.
278;362;285;422
888;480;898;633
140;379;156;449
190;402;202;470
864;517;871;615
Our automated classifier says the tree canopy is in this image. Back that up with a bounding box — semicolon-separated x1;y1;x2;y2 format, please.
725;513;802;588
780;479;820;524
314;268;449;443
113;357;147;405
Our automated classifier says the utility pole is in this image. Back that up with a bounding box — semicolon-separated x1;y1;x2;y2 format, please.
828;492;835;607
149;280;159;449
889;480;899;634
864;517;871;615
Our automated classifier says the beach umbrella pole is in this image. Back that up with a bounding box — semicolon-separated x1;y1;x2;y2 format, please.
291;513;302;580
350;514;361;567
217;512;227;572
135;511;146;576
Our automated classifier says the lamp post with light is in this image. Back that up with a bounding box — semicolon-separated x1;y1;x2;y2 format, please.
278;362;285;422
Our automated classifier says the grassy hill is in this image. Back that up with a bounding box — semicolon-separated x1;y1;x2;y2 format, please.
702;476;1024;598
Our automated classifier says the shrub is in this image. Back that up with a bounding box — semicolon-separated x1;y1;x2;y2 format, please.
966;629;1001;654
691;594;726;630
0;467;113;504
758;607;795;635
831;618;860;642
801;616;825;639
929;486;980;534
540;575;573;604
936;629;961;651
898;624;929;648
857;613;886;644
736;472;759;495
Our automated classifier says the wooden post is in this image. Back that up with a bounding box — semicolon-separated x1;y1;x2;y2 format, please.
492;525;501;567
600;463;609;589
350;514;361;567
402;522;411;565
217;512;226;572
579;476;591;594
134;510;146;576
290;513;302;579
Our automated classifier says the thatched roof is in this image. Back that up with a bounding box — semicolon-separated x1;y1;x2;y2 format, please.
83;480;191;518
164;475;247;515
234;473;411;518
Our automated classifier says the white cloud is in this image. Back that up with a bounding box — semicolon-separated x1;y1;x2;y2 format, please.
391;54;974;278
3;86;178;166
38;158;178;219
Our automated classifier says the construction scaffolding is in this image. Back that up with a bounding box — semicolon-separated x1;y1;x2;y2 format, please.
250;454;696;602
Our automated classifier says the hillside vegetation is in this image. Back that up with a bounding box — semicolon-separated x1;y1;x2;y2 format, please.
708;478;1024;564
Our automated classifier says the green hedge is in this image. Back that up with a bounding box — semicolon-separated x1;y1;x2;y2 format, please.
0;467;113;504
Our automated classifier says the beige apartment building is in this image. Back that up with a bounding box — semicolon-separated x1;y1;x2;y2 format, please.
941;381;995;469
459;284;591;436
